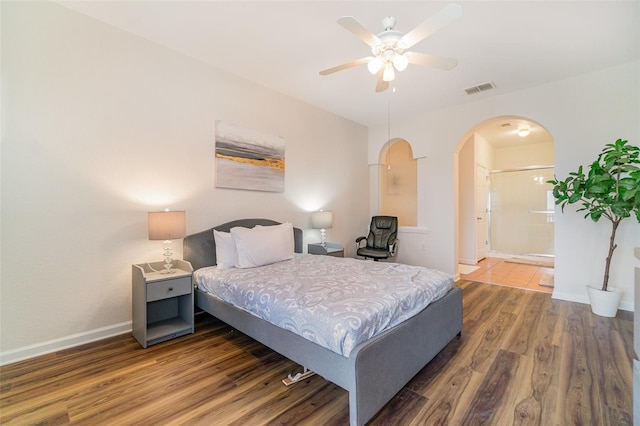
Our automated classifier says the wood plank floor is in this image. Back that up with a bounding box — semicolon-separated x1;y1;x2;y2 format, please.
1;280;633;425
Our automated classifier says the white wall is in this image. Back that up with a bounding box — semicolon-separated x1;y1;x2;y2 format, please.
458;135;475;264
493;140;554;169
474;133;492;171
395;226;431;266
458;133;493;265
369;61;640;310
0;1;369;363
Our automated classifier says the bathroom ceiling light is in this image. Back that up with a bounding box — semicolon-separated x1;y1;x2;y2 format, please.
518;128;530;137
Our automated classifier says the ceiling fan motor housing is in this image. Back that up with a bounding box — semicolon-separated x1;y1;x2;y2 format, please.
382;16;396;30
370;18;408;78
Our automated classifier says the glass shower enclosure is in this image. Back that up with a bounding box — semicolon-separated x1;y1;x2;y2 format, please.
489;166;555;257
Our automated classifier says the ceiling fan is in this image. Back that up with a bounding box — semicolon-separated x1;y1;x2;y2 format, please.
319;4;462;92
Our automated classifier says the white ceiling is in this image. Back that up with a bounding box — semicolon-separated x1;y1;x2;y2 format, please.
58;1;639;131
475;117;551;148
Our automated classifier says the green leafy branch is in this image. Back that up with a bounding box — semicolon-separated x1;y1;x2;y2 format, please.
548;139;640;291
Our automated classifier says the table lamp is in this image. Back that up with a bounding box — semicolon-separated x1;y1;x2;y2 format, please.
148;210;186;274
311;210;333;247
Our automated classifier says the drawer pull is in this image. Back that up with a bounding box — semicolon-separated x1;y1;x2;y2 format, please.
168;287;173;291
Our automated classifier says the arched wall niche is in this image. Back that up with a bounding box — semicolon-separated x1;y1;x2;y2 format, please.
378;138;417;226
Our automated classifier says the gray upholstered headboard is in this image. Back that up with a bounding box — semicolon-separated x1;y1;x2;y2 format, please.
183;218;303;271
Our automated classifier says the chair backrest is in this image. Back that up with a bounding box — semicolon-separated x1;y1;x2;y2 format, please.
366;216;398;249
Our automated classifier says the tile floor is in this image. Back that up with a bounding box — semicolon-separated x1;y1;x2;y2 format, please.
460;257;554;293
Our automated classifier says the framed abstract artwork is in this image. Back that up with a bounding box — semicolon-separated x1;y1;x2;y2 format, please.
215;121;285;192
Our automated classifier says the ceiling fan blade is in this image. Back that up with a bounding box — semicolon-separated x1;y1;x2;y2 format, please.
400;4;462;49
319;57;372;76
407;52;458;70
337;16;382;48
375;69;389;92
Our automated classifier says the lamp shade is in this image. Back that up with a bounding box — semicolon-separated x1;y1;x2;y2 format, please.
148;211;186;240
382;62;395;82
311;211;333;229
392;53;409;71
367;57;383;75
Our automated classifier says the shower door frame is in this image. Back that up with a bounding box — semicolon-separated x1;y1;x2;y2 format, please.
488;165;555;258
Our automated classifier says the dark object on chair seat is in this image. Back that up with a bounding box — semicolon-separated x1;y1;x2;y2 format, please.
356;216;398;261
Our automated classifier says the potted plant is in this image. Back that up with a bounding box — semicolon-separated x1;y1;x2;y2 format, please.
549;138;640;317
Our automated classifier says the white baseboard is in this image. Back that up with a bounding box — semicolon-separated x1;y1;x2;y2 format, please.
622;300;634;312
0;321;132;366
552;292;633;312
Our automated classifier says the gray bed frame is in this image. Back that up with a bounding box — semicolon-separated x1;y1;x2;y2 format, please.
183;218;463;426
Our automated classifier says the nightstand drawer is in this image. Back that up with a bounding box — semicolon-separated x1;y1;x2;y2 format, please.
147;277;191;302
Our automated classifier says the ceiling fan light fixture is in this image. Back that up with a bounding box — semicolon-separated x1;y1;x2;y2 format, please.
367;57;383;75
321;5;461;92
383;62;395;82
392;53;409;71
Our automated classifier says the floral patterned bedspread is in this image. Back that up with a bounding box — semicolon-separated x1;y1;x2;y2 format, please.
194;254;453;357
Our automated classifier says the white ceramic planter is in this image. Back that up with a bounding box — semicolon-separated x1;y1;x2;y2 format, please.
587;286;622;317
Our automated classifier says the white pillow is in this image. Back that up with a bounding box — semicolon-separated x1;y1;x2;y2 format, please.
231;223;294;268
213;230;237;269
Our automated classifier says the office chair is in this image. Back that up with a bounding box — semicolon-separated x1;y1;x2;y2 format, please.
355;216;398;261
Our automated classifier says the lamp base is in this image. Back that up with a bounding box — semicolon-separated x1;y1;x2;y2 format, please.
160;265;176;274
320;229;326;247
161;240;175;274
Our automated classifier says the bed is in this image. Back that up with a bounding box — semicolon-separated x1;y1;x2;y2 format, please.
183;218;463;426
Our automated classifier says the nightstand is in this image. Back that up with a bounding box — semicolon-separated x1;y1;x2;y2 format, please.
132;259;194;348
308;242;344;257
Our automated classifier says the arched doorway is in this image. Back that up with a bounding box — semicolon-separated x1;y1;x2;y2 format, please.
457;116;555;291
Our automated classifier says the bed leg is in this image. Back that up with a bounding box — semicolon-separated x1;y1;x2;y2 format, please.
282;367;316;386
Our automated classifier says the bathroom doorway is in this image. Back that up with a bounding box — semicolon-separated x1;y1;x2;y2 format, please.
458;116;554;265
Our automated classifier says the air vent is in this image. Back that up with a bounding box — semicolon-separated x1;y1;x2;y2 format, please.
464;81;496;95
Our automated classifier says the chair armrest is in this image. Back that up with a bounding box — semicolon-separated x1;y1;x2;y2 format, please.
355;236;366;248
389;239;399;256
